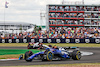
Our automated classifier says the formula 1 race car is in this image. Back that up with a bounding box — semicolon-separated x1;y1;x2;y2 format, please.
27;42;79;50
19;47;81;62
27;42;49;49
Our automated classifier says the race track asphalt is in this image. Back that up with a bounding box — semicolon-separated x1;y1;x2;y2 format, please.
0;47;100;66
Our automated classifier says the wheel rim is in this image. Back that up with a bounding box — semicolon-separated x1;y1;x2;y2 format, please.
77;52;81;59
48;52;52;60
76;51;81;60
47;51;53;61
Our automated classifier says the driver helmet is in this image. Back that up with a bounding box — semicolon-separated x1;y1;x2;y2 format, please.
48;45;52;47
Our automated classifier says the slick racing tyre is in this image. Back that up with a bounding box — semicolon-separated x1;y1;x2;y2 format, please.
27;44;33;49
42;51;54;61
24;51;33;62
72;50;81;60
46;51;54;61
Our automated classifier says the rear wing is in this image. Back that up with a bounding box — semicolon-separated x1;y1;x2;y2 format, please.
63;47;79;50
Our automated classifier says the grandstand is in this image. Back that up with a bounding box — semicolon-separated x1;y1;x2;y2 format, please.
47;4;100;29
0;4;100;42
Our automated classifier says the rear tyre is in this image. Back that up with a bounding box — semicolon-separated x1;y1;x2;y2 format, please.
72;50;81;60
24;51;33;62
27;44;32;49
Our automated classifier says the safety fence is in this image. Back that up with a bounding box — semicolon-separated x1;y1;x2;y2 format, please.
0;38;100;43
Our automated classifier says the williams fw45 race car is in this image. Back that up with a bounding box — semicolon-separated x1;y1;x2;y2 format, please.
19;45;81;62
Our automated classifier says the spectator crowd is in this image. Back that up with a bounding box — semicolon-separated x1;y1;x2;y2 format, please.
49;6;100;11
1;6;100;39
49;20;99;25
49;6;100;25
49;13;100;18
1;27;100;39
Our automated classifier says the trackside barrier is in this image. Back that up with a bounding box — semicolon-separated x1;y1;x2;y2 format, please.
0;38;100;43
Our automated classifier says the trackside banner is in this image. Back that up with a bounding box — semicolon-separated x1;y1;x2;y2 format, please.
0;38;100;43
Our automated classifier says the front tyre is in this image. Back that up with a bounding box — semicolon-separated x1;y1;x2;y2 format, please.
72;50;81;60
24;51;33;62
42;51;54;61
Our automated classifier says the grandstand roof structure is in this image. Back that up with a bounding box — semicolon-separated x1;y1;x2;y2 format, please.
47;4;100;6
0;22;34;26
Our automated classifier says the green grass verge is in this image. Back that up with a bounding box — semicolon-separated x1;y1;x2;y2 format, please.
0;49;40;55
1;63;100;67
0;49;41;59
0;43;100;47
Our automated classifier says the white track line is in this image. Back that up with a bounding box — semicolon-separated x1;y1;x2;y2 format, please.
81;51;93;56
0;59;19;61
69;50;93;56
